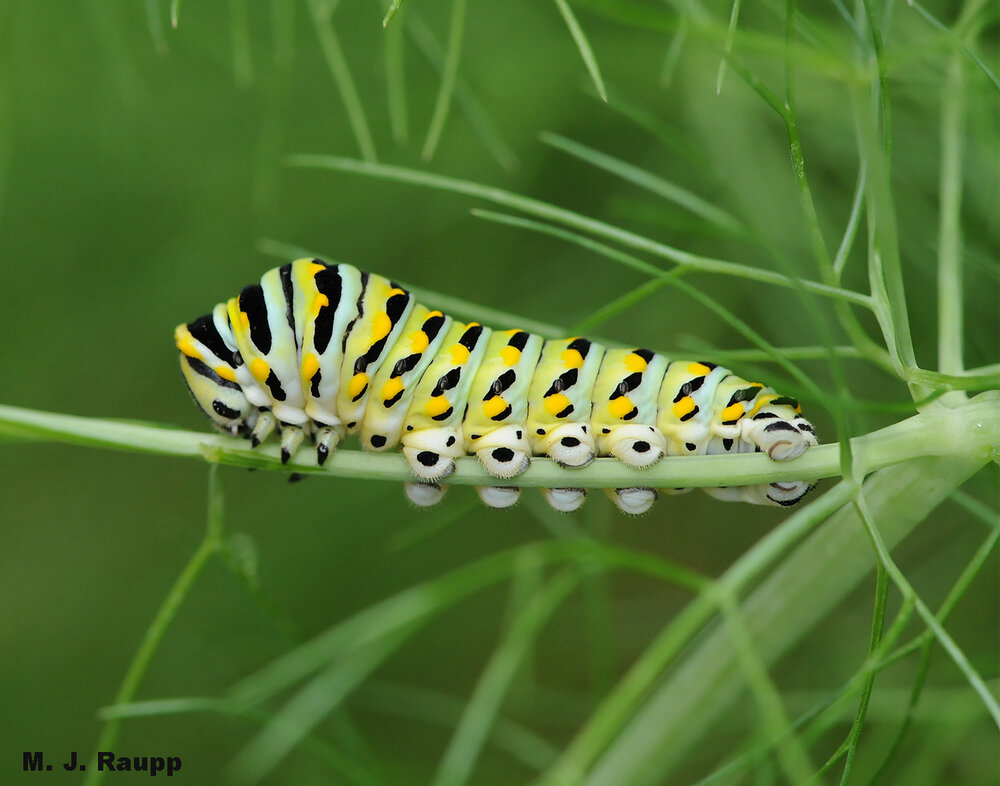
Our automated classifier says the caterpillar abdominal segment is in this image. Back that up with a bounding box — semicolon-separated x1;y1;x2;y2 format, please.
175;259;818;514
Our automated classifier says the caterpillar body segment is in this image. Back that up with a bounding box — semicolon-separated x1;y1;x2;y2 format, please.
360;305;452;453
526;337;603;468
400;320;491;481
176;259;818;513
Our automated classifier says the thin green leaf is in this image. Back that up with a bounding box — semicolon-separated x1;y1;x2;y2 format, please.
545;455;987;786
907;0;1000;93
407;12;519;172
229;0;253;87
716;0;741;94
286;155;874;307
853;493;1000;727
144;0;168;54
422;0;466;160
256;237;566;336
659;13;686;87
383;3;408;144
382;0;403;27
539;131;744;233
432;571;581;786
307;0;377;162
83;467;224;786
354;681;560;771
553;0;607;101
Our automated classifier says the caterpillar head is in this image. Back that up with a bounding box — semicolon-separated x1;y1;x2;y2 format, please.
537;424;595;468
468;425;532;479
401;427;464;481
600;425;667;468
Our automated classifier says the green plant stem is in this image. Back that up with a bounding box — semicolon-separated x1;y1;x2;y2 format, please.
1;398;996;489
837;561;888;784
937;52;965;380
83;466;225;786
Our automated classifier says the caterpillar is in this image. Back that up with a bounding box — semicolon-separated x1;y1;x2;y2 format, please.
175;259;817;514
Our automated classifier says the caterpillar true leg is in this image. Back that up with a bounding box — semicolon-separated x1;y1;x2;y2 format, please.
176;259;818;512
249;411;277;448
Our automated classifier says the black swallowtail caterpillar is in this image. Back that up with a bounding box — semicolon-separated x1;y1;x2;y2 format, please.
175;259;818;514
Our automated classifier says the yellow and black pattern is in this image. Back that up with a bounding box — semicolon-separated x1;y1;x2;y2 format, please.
176;259;818;514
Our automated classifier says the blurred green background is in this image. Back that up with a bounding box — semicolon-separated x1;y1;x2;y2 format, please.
1;1;996;784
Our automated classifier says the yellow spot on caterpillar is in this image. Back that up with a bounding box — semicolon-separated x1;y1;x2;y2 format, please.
426;395;451;418
389;287;407;297
624;353;648;372
673;396;696;419
371;312;392;341
750;394;777;416
449;343;470;365
500;345;521;366
348;373;369;400
239;310;251;329
410;330;429;353
381;377;404;401
302;353;319;381
609;396;635;420
545;393;571;416
482;396;508;418
721;403;744;423
215;365;237;383
311;292;329;317
176;338;200;359
308;262;325;276
687;362;711;376
250;358;270;382
561;348;584;368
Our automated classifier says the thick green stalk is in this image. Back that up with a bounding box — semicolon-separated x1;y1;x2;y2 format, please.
1;399;996;490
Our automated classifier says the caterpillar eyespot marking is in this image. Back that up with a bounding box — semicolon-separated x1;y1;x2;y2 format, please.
176;259;819;513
